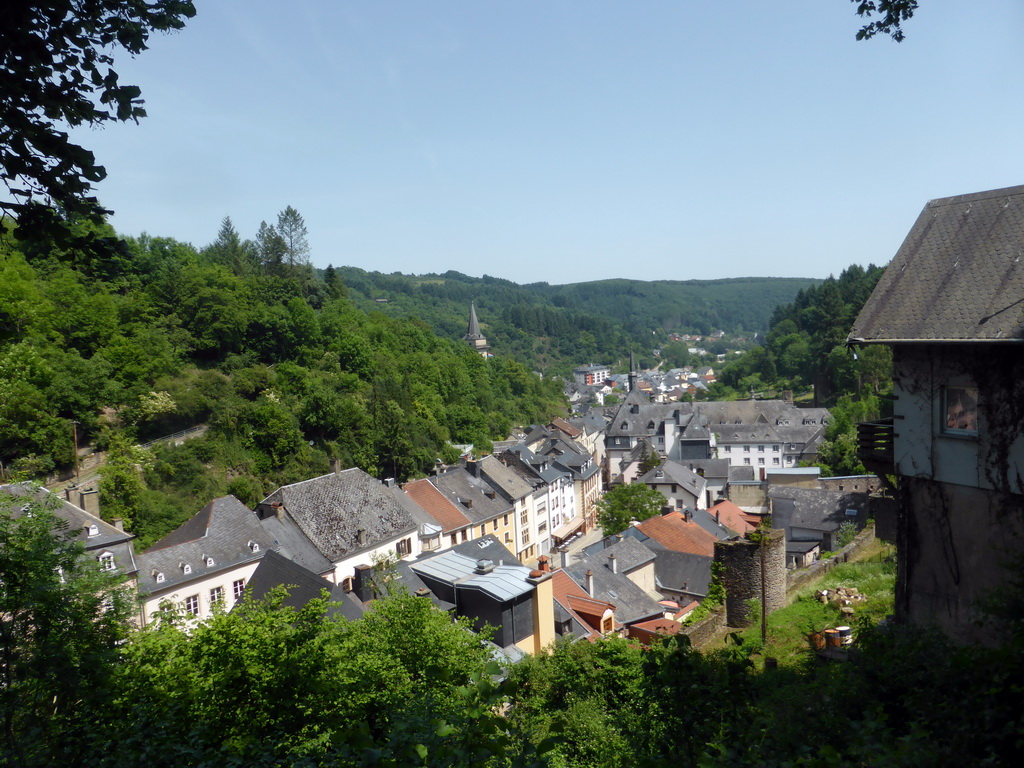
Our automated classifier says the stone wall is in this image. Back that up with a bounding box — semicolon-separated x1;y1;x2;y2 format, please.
786;522;877;595
728;482;767;508
680;604;727;648
715;529;786;627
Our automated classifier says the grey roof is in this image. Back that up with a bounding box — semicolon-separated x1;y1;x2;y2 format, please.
638;461;706;497
410;535;534;602
477;455;534;501
849;184;1024;344
689;509;738;541
583;535;657;573
650;549;713;596
566;558;664;625
768;487;869;538
244;549;363;620
1;483;138;575
258;512;334;575
683;458;731;482
138;495;273;594
432;467;512;524
464;302;484;340
258;469;417;563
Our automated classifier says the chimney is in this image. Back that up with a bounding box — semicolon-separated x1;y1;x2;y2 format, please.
474;559;495;574
538;555;550;573
330;458;342;474
357;529;367;547
112;518;124;532
715;510;721;524
615;533;624;545
608;553;618;574
585;569;594;596
78;488;99;518
466;458;481;478
271;501;285;520
383;477;396;488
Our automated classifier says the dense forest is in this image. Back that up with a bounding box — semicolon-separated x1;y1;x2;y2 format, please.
0;213;565;547
337;267;817;375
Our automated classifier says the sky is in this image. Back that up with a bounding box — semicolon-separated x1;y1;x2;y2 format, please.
70;0;1024;285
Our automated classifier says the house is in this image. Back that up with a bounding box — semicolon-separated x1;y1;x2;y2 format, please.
848;183;1024;643
255;468;420;587
637;461;708;510
408;535;555;654
136;495;275;624
1;483;141;614
564;555;666;629
431;463;519;553
767;487;869;568
573;364;611;387
401;477;474;553
550;569;619;640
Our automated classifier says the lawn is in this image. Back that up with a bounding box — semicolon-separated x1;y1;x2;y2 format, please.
715;538;896;668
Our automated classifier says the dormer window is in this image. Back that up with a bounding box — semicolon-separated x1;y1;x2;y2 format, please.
248;540;260;553
154;571;165;583
206;557;215;567
88;524;99;537
98;552;115;571
181;562;192;575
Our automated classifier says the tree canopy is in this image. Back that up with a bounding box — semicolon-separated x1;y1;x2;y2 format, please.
596;482;665;536
0;0;195;225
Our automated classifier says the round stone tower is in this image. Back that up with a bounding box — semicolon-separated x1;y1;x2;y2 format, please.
714;529;786;627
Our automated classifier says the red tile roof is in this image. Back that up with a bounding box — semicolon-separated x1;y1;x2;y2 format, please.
708;499;760;535
637;511;719;557
402;478;472;533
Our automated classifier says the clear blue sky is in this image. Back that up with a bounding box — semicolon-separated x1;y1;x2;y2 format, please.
73;0;1024;285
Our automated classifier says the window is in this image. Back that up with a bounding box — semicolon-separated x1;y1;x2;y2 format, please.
451;534;458;546
205;557;215;567
461;529;468;542
744;458;750;465
503;514;509;526
182;563;192;574
723;446;731;453
520;509;529;527
480;525;486;537
504;532;512;544
772;445;780;452
772;458;780;466
944;386;979;434
758;458;765;466
155;571;165;583
98;552;115;571
743;445;750;453
342;576;354;593
758;445;764;452
87;524;99;537
210;586;225;605
184;594;200;616
396;538;411;556
233;579;246;601
602;616;613;633
492;519;498;531
522;530;530;546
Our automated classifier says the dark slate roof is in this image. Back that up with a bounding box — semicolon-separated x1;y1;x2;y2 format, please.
477;455;534;501
684;458;731;482
768;487;869;537
649;549;713;596
849;185;1024;344
432;467;512;524
1;483;138;575
138;496;273;593
258;469;417;562
566;558;664;625
258;512;334;575
244;549;364;620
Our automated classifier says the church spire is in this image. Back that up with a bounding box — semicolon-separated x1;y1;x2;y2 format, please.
628;348;637;392
463;302;489;358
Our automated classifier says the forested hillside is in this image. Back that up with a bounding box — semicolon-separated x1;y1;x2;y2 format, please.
0;214;565;546
338;267;818;375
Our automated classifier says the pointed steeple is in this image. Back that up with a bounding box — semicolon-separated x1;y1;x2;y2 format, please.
628;348;637;392
463;302;489;358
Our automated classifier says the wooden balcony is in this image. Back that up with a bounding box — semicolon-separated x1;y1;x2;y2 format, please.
857;419;895;475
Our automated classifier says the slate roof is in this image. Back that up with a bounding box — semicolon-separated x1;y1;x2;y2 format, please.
684;458;731;482
432;467;511;524
584;535;657;573
259;512;334;575
638;461;706;498
139;495;273;593
649;549;713;597
244;549;363;620
477;455;534;501
402;478;473;534
258;469;417;563
849;185;1024;344
768;487;869;538
565;558;664;625
550;570;615;640
1;483;138;575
